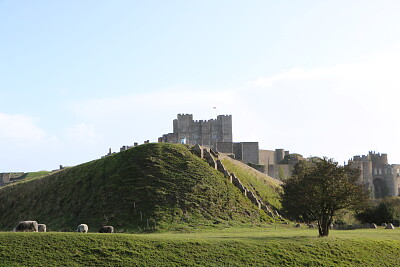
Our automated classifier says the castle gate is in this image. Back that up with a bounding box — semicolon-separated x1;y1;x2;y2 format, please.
373;178;386;199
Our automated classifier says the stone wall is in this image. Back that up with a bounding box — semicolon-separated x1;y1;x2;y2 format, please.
240;142;259;164
0;173;25;186
267;164;293;180
216;142;259;165
216;142;233;154
259;149;290;166
259;150;276;165
0;173;11;186
233;143;242;161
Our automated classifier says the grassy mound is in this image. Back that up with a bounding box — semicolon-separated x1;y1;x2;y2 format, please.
0;143;279;232
1;227;399;266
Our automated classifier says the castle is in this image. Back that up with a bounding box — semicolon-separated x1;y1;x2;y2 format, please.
159;114;297;180
160;114;400;199
159;114;233;148
349;152;400;198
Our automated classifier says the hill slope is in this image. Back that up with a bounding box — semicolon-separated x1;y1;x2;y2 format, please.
219;154;282;210
0;143;281;232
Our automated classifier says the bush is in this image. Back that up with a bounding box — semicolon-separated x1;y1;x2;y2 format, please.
356;201;400;226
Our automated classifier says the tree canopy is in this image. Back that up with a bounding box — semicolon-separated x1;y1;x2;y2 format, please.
282;157;370;237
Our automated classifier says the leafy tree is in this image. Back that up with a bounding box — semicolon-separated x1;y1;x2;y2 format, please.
282;157;370;237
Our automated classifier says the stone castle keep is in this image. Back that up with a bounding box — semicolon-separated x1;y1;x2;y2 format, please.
160;114;233;148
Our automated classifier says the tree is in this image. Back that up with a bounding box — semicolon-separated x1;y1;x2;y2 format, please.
282;157;370;237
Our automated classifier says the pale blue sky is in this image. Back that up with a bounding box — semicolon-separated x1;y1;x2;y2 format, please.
1;1;400;171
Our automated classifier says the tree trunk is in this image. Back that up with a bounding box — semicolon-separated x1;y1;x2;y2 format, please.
318;215;331;237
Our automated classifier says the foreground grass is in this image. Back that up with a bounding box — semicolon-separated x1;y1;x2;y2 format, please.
1;226;399;266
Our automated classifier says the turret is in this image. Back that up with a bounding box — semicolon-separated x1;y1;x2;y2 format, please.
275;149;285;163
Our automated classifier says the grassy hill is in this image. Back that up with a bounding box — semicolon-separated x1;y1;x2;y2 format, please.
0;143;281;232
1;227;399;266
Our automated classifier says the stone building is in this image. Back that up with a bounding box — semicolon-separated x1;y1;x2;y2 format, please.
160;114;232;148
0;173;25;187
349;151;400;198
0;173;11;186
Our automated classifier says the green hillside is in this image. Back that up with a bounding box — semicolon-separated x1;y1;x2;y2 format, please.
0;143;281;232
220;155;282;210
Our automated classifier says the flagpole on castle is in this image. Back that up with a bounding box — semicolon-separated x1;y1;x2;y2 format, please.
213;107;217;117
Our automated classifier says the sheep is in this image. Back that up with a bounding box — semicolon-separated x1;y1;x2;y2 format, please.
98;226;114;233
38;224;47;232
76;224;88;233
14;221;38;232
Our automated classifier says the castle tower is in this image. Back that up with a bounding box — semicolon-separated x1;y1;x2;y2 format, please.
275;149;285;163
350;152;399;199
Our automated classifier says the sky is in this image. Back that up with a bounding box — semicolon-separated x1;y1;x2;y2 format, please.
1;0;400;172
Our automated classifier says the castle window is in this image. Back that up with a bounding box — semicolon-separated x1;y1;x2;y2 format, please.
373;168;377;175
378;168;382;175
397;169;400;174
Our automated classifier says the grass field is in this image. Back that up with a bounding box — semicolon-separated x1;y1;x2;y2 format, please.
1;226;399;266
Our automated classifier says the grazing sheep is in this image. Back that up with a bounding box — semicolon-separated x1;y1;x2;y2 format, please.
76;224;88;233
98;226;114;233
38;224;47;232
14;221;39;232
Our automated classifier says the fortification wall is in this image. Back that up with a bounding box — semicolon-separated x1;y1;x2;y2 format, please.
268;164;292;180
216;142;233;154
241;142;259;164
233;143;242;161
259;150;276;166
